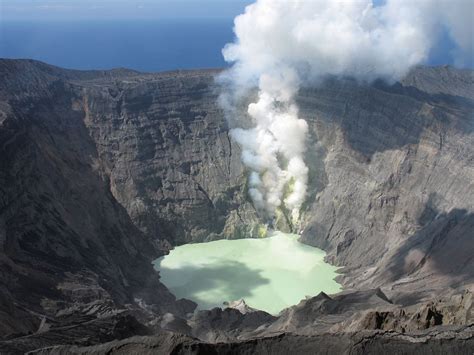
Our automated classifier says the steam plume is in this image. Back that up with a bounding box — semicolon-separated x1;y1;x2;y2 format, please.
220;0;473;224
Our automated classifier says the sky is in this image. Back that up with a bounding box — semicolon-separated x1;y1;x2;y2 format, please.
1;0;254;21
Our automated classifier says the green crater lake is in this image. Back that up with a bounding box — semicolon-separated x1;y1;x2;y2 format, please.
153;231;341;315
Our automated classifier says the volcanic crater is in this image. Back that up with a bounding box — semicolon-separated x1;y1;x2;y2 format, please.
0;59;473;353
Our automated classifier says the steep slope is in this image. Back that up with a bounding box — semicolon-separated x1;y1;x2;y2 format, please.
298;70;474;301
0;60;195;338
76;69;259;245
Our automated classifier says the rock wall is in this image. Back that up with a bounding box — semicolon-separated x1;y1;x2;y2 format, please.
0;59;473;351
297;70;474;301
78;70;259;245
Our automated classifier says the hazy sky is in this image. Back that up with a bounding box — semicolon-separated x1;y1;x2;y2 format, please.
1;0;255;21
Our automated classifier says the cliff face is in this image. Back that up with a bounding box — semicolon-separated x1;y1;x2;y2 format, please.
0;61;202;338
297;68;474;301
0;59;473;352
78;70;259;245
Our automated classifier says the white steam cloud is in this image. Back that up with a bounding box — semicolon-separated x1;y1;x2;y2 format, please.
220;0;473;224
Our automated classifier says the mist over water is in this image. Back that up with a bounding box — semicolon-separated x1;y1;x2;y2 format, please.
154;232;341;315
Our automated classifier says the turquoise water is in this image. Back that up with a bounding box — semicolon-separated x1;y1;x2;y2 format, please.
153;231;341;315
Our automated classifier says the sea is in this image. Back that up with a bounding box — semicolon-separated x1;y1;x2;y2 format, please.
0;19;468;72
0;19;234;72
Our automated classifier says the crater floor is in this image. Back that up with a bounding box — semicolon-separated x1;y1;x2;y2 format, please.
154;232;341;314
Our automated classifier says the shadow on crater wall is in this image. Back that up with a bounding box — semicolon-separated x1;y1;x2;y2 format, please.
386;193;474;293
298;78;473;160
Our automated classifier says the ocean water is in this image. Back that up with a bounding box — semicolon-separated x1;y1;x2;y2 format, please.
153;231;341;315
0;19;234;72
0;19;468;73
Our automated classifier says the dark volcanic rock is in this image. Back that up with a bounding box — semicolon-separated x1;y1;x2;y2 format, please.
0;313;151;355
189;307;277;342
0;59;473;353
76;69;260;245
296;68;474;301
0;60;197;338
26;326;474;355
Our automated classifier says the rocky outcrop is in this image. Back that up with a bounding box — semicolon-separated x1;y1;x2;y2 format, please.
3;290;472;354
178;289;473;342
332;290;473;333
26;325;474;355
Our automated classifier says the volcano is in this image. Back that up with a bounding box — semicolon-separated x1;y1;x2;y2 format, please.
0;59;472;353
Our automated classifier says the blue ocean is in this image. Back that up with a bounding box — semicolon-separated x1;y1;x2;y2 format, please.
0;19;234;72
0;19;468;72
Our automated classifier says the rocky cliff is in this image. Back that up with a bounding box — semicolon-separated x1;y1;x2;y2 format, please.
0;60;200;340
297;68;474;302
0;59;472;353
